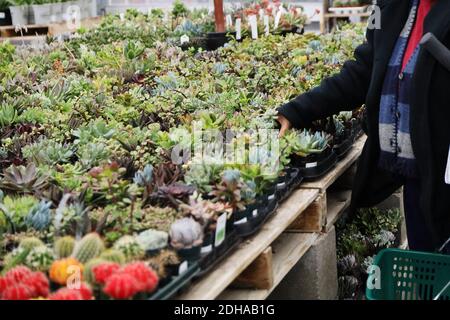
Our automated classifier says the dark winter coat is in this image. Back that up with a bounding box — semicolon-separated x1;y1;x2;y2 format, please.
278;0;450;249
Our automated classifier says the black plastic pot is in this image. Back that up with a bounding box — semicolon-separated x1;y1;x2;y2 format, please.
206;31;236;51
177;245;202;262
291;148;338;179
278;26;305;37
0;9;12;26
148;261;200;300
200;232;214;257
333;134;354;159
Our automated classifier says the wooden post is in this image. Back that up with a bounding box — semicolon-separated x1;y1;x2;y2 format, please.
214;0;225;32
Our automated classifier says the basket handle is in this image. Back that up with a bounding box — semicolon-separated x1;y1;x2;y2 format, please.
433;280;450;300
437;235;450;254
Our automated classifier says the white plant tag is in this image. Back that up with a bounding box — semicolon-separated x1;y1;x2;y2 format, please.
0;12;5;19
259;9;264;20
274;10;282;29
178;261;188;275
236;18;242;40
180;34;189;44
445;145;450;184
252;209;258;217
215;213;227;247
201;244;212;254
264;15;270;35
119;13;125;21
249;15;258;39
306;162;318;168
226;14;232;28
234;217;247;225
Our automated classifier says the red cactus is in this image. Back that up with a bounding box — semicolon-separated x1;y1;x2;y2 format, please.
92;262;121;285
1;284;33;300
22;272;50;298
103;273;140;300
49;288;84;300
0;276;10;295
4;266;33;283
121;262;159;293
77;282;94;300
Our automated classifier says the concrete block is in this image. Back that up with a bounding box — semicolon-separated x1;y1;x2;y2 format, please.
268;227;338;300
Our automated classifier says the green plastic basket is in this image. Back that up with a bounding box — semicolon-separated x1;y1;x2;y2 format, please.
366;248;450;300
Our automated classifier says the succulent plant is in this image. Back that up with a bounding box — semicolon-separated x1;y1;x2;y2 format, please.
147;249;180;279
136;229;168;252
22;139;74;166
121;262;158;293
0;163;49;194
49;258;84;286
292;129;330;157
133;164;154;187
54;236;76;259
83;258;108;285
72;233;105;264
113;235;145;262
25;200;52;231
102;273;140;300
99;249;126;265
18;237;44;251
25;246;55;272
169;217;203;249
0;103;18;127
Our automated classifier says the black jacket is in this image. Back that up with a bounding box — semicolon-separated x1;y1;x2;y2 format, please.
278;0;450;250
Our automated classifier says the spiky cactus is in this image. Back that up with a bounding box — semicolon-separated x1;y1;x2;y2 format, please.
99;249;126;265
19;237;44;251
113;235;144;262
54;236;75;259
83;258;108;285
25;200;52;231
25;246;55;272
72;233;104;264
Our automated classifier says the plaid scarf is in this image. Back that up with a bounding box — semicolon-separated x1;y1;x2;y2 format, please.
378;0;420;178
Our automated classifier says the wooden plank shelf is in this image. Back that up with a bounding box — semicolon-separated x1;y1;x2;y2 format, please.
177;188;319;300
325;190;352;232
301;135;366;192
218;233;318;300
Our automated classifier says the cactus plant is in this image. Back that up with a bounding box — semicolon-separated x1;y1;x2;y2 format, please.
102;273;140;300
25;246;55;272
99;249;126;265
18;237;44;251
136;229;168;252
121;262;159;293
91;262;121;285
113;235;145;262
25;200;52;231
169;217;204;249
72;233;105;264
49;258;84;286
83;258;108;285
1;284;33;300
54;236;75;259
2;247;30;272
21;271;50;298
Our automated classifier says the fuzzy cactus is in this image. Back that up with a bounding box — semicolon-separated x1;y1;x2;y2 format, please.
103;273;140;300
72;233;104;264
113;235;144;262
25;200;52;231
1;284;33;300
136;229;168;251
54;236;75;259
83;258;108;285
25;246;55;272
99;249;126;265
49;258;84;286
19;237;44;251
169;217;203;249
92;262;121;285
121;262;159;293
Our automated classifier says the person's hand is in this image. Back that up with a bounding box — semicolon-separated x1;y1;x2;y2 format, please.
277;114;292;137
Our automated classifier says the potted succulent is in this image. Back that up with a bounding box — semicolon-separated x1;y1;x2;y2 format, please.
169;217;203;262
0;0;12;25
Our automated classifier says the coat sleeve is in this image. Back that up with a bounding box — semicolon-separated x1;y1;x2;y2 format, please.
277;28;375;128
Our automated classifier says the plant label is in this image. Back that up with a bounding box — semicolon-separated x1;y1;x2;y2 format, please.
119;13;125;21
259;9;264;21
201;244;213;254
180;34;190;45
0;12;5;19
249;15;258;39
445;145;450;184
178;261;188;275
226;14;232;28
215;212;227;247
274;11;282;29
236;18;242;40
264;15;270;36
306;162;318;168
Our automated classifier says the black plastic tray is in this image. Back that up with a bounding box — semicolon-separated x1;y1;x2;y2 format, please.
333;135;354;159
234;196;278;237
297;150;338;179
148;261;200;300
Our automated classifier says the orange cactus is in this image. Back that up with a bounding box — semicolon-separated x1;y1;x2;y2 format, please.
49;258;84;286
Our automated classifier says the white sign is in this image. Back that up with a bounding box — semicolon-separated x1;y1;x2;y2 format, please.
215;212;227;247
264;15;270;36
236;18;242;40
226;14;232;28
249;15;258;40
274;10;282;29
